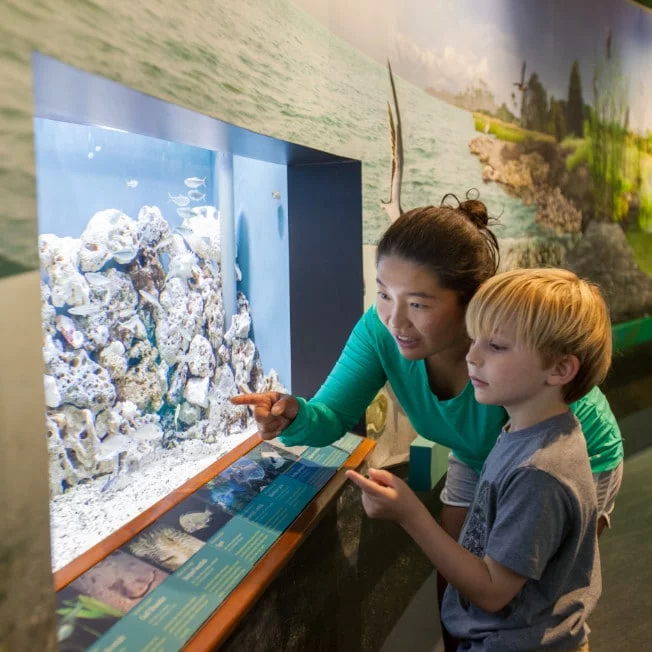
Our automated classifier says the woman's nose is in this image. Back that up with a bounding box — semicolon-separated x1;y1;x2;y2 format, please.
389;305;408;329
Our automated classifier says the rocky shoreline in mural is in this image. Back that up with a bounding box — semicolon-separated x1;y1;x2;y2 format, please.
470;134;652;321
470;135;583;235
40;205;283;500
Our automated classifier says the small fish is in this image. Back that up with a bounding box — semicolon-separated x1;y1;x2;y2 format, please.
184;177;206;189
88;152;94;159
176;207;194;220
98;434;132;457
260;449;285;470
139;289;161;309
174;404;180;430
187;190;205;202
168;193;191;207
101;469;130;493
95;145;102;152
118;307;137;319
68;303;101;316
271;191;281;200
131;423;163;441
179;507;213;533
109;570;157;600
85;272;111;287
155;236;174;251
113;248;138;264
126;179;139;188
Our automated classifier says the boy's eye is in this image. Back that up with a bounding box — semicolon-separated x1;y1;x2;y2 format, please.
490;342;506;351
410;302;426;309
377;291;389;300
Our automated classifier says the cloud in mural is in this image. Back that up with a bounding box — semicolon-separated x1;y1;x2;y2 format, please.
393;32;489;94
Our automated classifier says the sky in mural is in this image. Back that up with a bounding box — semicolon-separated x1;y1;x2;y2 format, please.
293;0;652;132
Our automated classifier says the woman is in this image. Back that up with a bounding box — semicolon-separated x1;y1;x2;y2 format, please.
231;194;624;650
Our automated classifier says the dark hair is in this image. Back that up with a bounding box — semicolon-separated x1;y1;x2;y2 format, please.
376;190;499;305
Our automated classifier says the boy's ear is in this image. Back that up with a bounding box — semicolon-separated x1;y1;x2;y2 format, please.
546;354;580;388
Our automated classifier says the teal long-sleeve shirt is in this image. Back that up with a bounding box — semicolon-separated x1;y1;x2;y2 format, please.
280;307;624;475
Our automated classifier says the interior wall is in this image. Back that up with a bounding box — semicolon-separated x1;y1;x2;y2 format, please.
1;0;651;648
234;157;291;388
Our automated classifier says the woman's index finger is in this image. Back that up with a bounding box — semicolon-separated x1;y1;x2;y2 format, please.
229;393;272;407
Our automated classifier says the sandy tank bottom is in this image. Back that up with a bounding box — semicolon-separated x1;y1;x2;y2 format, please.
50;426;257;572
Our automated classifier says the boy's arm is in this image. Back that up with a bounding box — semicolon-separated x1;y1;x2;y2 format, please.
401;501;527;613
347;469;527;613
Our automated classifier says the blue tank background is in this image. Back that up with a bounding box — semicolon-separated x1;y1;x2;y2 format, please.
33;117;291;389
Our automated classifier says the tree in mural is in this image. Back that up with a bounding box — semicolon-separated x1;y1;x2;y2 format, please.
548;98;567;142
567;61;584;138
522;73;548;133
512;60;529;126
586;29;631;223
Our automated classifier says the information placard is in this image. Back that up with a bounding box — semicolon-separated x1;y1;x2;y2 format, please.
56;435;365;651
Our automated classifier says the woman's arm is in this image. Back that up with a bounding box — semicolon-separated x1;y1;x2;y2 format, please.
278;308;389;447
232;308;390;447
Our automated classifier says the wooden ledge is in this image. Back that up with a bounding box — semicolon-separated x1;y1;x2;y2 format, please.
52;434;374;650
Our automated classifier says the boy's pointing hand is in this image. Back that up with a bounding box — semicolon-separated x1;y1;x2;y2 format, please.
346;468;423;526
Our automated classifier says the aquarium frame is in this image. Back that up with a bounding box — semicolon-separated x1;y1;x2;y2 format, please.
36;51;368;647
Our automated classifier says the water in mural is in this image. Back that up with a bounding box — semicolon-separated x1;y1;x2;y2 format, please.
34;120;285;570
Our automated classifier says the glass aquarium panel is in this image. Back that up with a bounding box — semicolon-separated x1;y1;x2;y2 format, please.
34;118;287;571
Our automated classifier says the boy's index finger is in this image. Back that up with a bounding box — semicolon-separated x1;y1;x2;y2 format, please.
345;470;387;496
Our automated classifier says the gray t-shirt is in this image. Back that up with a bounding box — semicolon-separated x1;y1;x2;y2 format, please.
441;411;601;651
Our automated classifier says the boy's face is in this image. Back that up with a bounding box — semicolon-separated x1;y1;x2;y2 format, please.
465;328;556;412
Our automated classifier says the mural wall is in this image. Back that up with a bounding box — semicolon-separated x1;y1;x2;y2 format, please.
0;0;650;648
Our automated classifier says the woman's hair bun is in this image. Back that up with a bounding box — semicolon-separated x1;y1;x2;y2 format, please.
459;199;489;228
441;188;490;229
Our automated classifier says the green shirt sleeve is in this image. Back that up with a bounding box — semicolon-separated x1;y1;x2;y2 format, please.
570;385;624;473
279;308;387;447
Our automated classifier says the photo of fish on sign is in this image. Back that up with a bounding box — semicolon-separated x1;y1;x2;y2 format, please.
195;442;300;517
149;494;232;544
67;550;168;615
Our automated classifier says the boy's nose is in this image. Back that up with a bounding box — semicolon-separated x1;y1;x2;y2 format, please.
466;342;481;367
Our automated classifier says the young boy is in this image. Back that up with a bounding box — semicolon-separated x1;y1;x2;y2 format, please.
347;268;611;651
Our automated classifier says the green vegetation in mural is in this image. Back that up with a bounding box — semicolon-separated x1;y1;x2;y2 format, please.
473;30;652;251
473;113;554;145
585;30;631;223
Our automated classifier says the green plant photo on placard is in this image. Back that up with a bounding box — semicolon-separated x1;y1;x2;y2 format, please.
57;595;123;644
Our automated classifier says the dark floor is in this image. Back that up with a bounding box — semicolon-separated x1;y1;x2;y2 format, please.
381;351;652;652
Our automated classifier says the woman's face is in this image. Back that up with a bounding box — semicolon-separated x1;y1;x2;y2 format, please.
375;255;467;360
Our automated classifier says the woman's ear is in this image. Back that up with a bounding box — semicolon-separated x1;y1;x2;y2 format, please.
546;354;580;388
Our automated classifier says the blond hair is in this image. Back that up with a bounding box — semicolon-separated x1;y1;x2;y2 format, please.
465;268;612;403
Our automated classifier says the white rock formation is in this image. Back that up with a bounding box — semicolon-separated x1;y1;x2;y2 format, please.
40;204;280;496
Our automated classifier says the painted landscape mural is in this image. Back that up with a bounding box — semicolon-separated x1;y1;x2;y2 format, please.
0;0;651;649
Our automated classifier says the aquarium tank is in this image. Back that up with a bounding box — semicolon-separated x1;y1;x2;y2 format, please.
33;55;363;572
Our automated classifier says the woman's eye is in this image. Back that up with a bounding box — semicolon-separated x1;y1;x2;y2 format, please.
490;342;505;351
